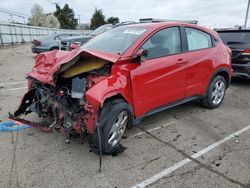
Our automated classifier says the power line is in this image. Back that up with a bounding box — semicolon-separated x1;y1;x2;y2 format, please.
52;2;60;6
0;8;29;18
0;8;29;23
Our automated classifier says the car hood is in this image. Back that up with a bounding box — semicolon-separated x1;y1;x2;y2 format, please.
28;48;121;86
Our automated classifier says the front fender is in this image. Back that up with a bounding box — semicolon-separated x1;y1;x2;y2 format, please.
85;71;133;108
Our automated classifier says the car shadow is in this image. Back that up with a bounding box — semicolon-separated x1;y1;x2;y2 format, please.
231;77;250;87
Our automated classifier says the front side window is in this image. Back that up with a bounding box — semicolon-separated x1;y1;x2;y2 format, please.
141;27;181;59
185;28;212;51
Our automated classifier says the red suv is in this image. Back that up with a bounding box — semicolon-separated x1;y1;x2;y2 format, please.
13;22;232;155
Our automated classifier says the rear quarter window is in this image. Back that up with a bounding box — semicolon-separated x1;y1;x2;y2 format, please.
185;28;213;51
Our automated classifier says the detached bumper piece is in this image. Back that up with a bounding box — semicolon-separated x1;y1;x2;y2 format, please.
9;113;53;132
0;120;31;131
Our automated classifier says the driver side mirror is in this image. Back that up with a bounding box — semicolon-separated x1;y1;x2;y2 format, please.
134;49;149;62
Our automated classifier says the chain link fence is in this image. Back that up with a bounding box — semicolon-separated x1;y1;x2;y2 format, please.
0;22;92;46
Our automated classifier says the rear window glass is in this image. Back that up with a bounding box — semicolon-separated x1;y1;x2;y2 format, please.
218;31;250;44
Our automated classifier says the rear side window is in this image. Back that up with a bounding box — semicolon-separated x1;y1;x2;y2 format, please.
185;28;212;51
141;27;181;59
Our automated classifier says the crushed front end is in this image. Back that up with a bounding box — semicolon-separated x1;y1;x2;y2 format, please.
12;49;118;142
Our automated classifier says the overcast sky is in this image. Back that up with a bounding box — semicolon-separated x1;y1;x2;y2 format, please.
0;0;249;28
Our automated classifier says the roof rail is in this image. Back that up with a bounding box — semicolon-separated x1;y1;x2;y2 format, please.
112;21;137;27
120;21;136;25
139;18;198;24
215;25;247;31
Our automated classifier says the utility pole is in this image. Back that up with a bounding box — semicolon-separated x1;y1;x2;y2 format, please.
78;15;81;30
244;0;250;28
9;14;14;23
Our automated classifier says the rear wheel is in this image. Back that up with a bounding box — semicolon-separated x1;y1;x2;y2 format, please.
88;99;132;155
201;75;226;109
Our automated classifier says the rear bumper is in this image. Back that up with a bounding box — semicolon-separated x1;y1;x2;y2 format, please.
232;62;250;79
31;46;49;54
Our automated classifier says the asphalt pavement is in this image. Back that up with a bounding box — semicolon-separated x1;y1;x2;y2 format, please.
0;45;249;188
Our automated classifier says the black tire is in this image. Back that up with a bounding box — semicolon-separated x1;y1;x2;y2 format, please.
201;75;227;109
88;99;133;155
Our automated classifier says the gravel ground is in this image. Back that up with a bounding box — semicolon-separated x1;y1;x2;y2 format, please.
0;45;249;188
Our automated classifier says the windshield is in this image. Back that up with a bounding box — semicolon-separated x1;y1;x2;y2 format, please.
90;24;113;36
219;31;250;45
82;26;148;55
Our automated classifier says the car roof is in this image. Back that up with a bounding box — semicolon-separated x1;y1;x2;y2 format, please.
118;21;215;35
119;21;198;29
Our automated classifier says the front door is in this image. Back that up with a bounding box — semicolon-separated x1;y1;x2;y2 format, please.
130;27;188;117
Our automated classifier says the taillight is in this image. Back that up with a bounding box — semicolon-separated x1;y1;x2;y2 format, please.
242;48;250;55
70;42;80;50
33;39;41;46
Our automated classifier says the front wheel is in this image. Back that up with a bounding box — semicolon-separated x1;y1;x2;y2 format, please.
88;99;132;155
201;76;227;109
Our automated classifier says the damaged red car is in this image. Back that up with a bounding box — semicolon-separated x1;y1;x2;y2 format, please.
12;22;232;155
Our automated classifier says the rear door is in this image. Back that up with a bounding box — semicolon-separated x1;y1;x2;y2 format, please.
182;27;216;97
130;27;188;117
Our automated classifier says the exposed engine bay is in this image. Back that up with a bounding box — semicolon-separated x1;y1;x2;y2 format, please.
12;52;113;142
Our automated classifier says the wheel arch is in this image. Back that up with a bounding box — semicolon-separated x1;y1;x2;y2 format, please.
214;69;231;88
99;93;134;129
102;93;128;106
206;67;231;95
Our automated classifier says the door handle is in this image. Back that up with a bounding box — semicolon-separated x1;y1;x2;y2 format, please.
176;59;188;67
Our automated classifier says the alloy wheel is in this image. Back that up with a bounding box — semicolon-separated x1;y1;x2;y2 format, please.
211;80;225;105
108;110;128;147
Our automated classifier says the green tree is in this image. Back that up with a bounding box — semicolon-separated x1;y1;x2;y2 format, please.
107;17;120;24
54;4;78;29
90;8;106;30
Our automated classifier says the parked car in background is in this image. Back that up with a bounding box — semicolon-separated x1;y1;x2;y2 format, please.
31;33;80;53
14;22;232;155
217;29;250;79
60;24;113;50
60;35;93;51
61;22;136;51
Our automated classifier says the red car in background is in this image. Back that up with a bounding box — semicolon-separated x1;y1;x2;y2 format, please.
13;22;232;155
